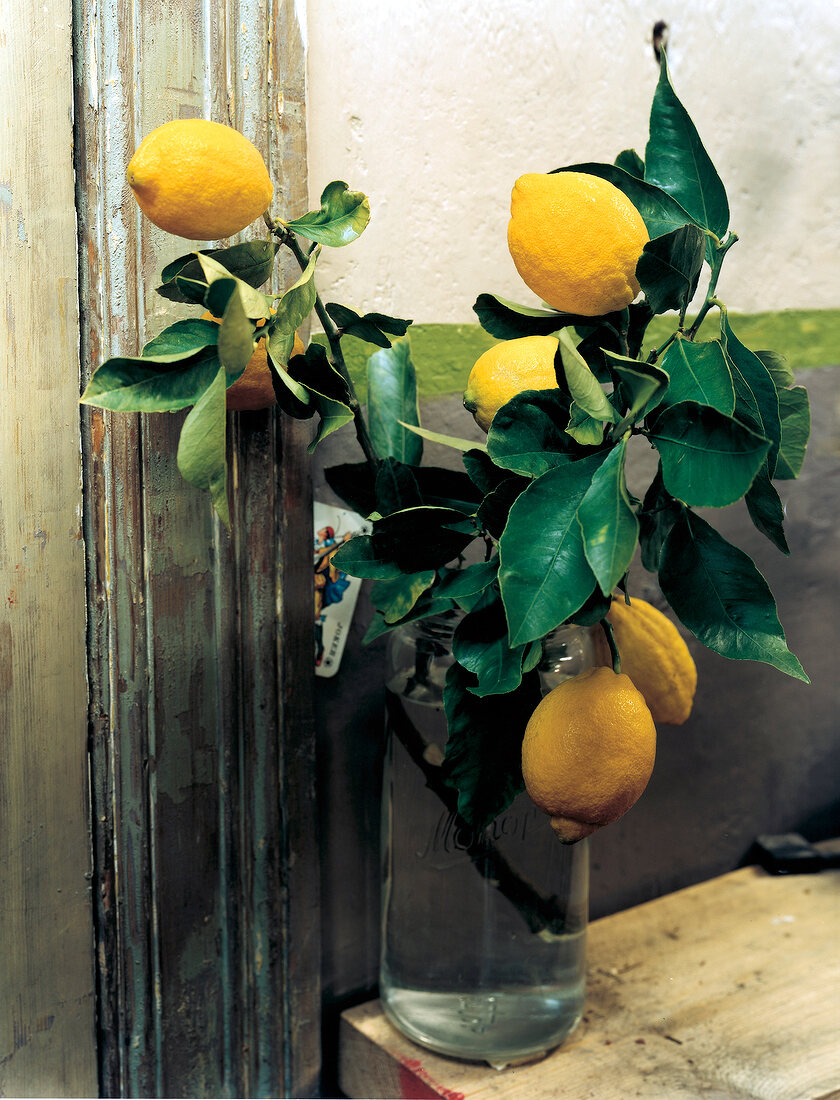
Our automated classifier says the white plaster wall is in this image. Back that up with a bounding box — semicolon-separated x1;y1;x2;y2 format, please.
305;0;840;323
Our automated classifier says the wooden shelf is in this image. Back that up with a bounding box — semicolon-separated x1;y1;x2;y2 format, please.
340;853;840;1099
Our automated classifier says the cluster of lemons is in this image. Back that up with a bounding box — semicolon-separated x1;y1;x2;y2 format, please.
125;117;696;844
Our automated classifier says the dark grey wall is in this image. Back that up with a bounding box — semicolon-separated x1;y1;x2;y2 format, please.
314;365;839;1023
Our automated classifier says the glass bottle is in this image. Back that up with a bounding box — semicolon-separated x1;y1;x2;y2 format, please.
379;613;593;1067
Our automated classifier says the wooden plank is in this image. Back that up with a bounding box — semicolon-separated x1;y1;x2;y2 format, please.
340;860;840;1100
0;0;98;1095
75;0;318;1095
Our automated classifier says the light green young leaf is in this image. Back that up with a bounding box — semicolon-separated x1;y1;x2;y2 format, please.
566;402;605;445
399;422;486;453
176;365;229;526
218;287;255;378
558;328;618;423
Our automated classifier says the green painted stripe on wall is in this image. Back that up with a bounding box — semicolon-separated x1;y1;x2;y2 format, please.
317;309;839;401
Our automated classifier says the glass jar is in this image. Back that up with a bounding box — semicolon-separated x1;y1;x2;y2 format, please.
379;613;594;1067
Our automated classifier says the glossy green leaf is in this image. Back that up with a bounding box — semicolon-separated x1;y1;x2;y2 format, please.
578;438;639;596
80;349;221;412
658;336;734;415
473;293;580;339
558;329;618;423
635;224;705;316
288;341;351;405
605;351;669;424
324;462;378;516
197;253;276;318
565;402;605;445
363;591;458;643
638;463;682;573
266;345;314;418
644;51;729;239
367;339;423;465
498;453;605;646
330;535;404;580
614;148;645;178
408;466;483;513
659;509;808;682
745;463;789;555
486;390;575;477
436;559;499;604
372;571;437;623
453;587;526;697
756;349;795;391
441;662;542;829
157;240;279;301
218;287;255;378
282;181;370;247
650;400;770;507
774;386;810;480
554;162;697;242
141;319;219;359
372;506;476;572
400;423;485;453
463;448;508;495
720;313;781;474
176;365;229;526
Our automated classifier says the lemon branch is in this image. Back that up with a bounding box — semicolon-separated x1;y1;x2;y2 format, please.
263;213;381;471
686;232;738;340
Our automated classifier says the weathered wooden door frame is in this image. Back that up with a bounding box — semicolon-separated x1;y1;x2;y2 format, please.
74;1;320;1095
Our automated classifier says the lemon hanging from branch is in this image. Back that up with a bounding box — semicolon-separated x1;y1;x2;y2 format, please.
507;171;649;316
464;334;559;432
127;119;273;240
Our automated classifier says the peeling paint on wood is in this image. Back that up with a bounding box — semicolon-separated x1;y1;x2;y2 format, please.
75;0;318;1096
0;0;98;1095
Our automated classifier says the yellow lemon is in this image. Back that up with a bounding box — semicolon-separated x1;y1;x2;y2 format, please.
463;335;559;432
507;172;649;316
522;667;656;843
593;596;697;725
127;119;273;240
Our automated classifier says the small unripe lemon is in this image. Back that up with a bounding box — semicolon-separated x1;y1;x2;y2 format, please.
522;666;656;843
127;119;273;240
507;171;649;316
203;311;304;411
463;335;559;432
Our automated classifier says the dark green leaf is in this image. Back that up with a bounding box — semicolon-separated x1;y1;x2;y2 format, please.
635;224;705;316
476;476;529;539
463;448;508;494
436;559;499;604
627;301;656;359
325;302;412;347
473;293;584;340
363;590;459;643
441;662;542;829
659;509;808;681
453;587;525;697
485;389;575;477
324;462;377;515
372;506;475;572
141;319;219;359
570;586;613;627
197;253;275;318
375;458;422;515
745;463;790;555
365;312;413;337
774;386;810;480
80;349;221;412
267;346;314;418
650;400;770;507
157;240;279;301
330;534;404;579
282;180;370;247
638;463;682;573
558;329;618;423
367;339;423;465
498;453;606;646
615;148;645;178
756;349;795;391
658;336;734;415
371;571;437;623
720;313;781;474
578;438;639;596
409;465;483;512
287;341;351;404
644;51;729;239
554;161;697;242
176;365;229;526
307;396;354;452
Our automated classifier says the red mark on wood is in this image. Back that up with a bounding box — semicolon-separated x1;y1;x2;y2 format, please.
397;1054;466;1100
